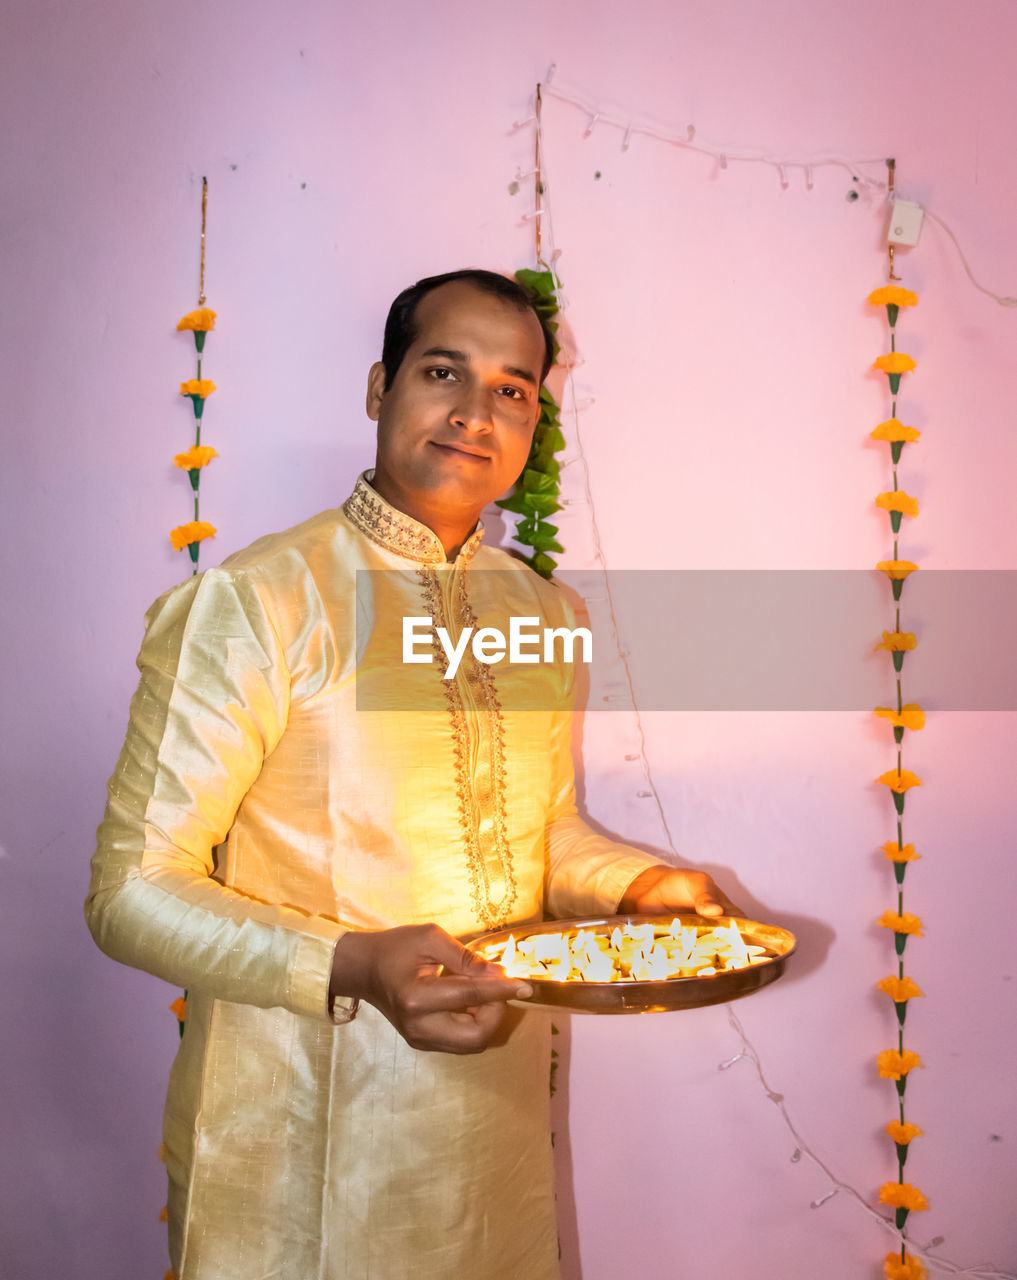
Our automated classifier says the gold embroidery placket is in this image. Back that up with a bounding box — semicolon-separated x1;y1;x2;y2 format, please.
418;565;516;930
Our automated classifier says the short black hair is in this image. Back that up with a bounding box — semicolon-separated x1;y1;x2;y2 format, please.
381;268;556;390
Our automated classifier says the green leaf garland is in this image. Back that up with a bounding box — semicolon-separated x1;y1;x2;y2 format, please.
497;269;566;579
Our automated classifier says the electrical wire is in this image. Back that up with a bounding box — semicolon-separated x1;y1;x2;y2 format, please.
923;208;1017;307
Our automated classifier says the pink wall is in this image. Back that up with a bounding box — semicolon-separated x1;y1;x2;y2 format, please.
2;1;1014;1276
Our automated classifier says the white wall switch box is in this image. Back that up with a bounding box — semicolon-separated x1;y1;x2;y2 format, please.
887;199;924;247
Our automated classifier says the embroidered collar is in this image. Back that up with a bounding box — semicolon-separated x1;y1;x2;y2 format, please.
341;472;485;566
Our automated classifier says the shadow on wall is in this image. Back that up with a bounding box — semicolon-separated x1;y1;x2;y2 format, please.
544;823;833;1280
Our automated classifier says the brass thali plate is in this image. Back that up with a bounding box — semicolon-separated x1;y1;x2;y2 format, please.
467;914;796;1015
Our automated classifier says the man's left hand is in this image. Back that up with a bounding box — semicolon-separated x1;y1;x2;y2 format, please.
618;865;742;918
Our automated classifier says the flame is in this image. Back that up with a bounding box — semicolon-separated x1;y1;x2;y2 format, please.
481;918;770;984
534;933;565;964
719;919;750;966
577;946;615;982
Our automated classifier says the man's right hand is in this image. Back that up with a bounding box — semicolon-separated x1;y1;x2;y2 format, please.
329;924;531;1054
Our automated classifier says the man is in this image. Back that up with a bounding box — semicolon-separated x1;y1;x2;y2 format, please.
87;269;733;1279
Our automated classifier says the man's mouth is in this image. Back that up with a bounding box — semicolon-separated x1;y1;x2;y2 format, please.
429;441;490;460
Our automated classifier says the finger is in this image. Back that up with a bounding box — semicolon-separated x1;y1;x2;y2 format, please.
405;1002;508;1055
404;973;532;1017
458;950;515;982
690;875;726;916
414;926;506;980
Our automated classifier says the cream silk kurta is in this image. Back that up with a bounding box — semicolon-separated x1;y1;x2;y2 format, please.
87;475;664;1280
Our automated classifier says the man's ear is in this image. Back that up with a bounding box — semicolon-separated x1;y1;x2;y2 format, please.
365;361;387;422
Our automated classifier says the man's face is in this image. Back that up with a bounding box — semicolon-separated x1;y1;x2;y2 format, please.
367;281;545;534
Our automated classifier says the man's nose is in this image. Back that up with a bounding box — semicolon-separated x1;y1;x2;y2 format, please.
449;383;493;431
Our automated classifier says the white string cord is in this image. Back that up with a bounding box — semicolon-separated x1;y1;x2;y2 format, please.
524;83;1017;1280
923;208;1017;307
724;1009;1016;1280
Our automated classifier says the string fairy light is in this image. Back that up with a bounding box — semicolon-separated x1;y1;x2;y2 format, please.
532;65;890;190
528;68;1017;307
723;1008;1015;1279
516;80;1017;1280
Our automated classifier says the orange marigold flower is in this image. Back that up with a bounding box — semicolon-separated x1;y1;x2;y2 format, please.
173;445;219;470
877;1049;923;1080
882;841;921;862
879;1182;929;1212
876;770;922;794
875;631;917;652
878;910;924;936
165;1272;178;1280
867;287;919;308
169;996;187;1022
176;307;217;332
180;379;216;398
874;704;926;731
877;976;924;1002
885;1120;923;1145
877;560;918;581
875;491;919;518
158;1205;169;1222
169;521;217;552
883;1251;927;1280
874;352;917;374
871;418;921;444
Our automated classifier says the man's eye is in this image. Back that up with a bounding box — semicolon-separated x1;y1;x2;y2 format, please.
498;386;525;400
427;366;457;382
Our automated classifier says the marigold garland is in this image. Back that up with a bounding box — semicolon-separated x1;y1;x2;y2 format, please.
876;975;924;1002
875;490;920;525
871;419;922;464
883;1249;928;1280
879;1181;930;1212
169;991;187;1040
174;311;219;571
169;520;217;554
877;1048;924;1080
883;840;920;866
875;561;919;603
867;285;919;314
879;1181;930;1231
874;704;925;733
875;770;923;816
868;280;926;1277
885;1120;923;1145
176;306;217;346
173;444;219;473
875;630;917;651
877;911;925;956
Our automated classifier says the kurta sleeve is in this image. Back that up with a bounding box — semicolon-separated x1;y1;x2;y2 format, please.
86;567;348;1023
542;705;671;919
